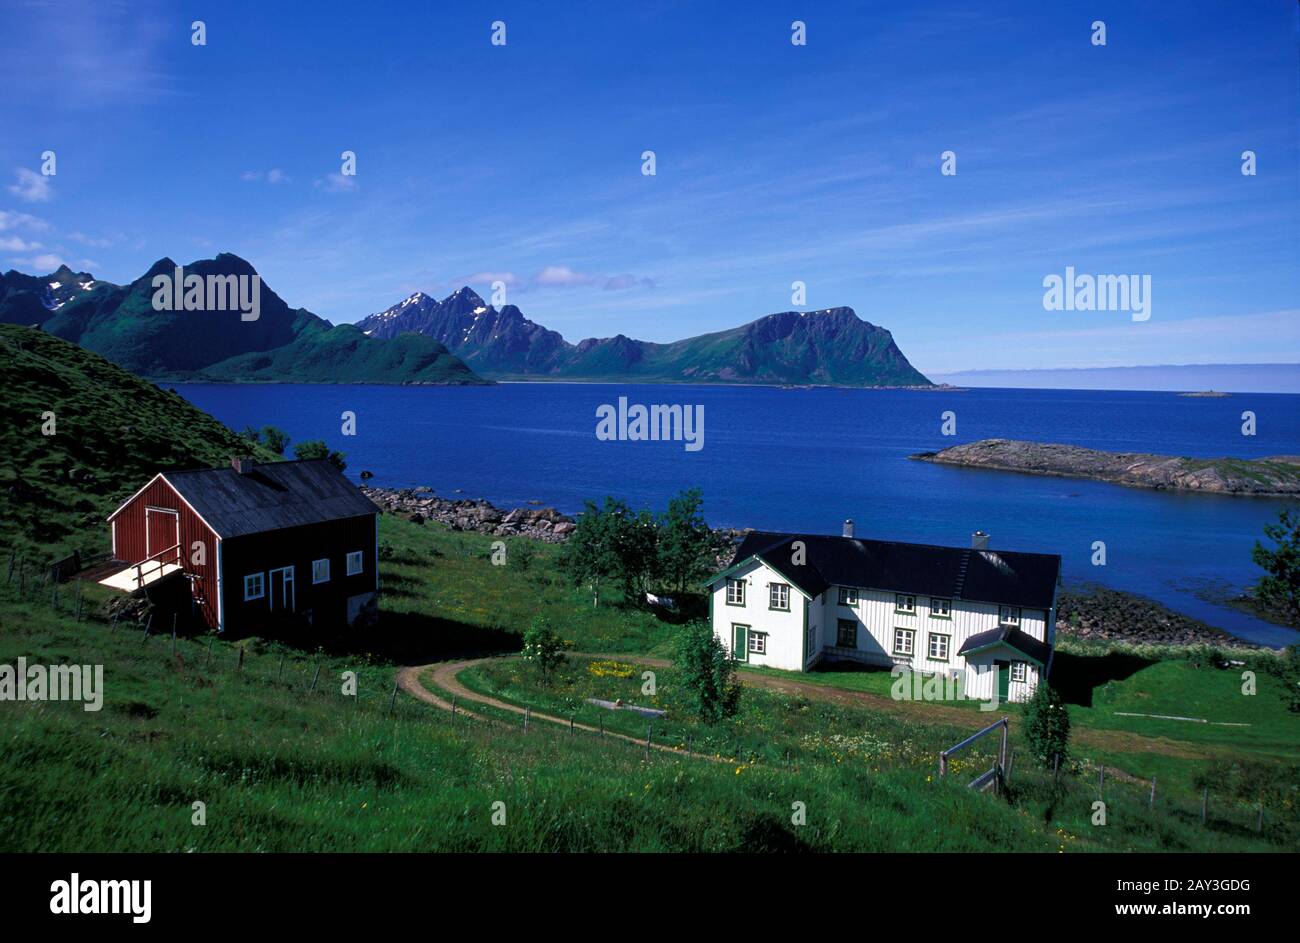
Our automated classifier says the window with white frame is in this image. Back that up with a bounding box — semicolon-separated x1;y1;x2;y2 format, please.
837;586;858;607
346;551;364;576
894;627;915;656
895;593;915;614
837;618;857;648
748;631;768;656
1011;661;1027;683
726;579;745;606
312;558;330;584
930;597;952;618
243;572;265;601
999;605;1021;626
769;582;790;611
928;633;950;661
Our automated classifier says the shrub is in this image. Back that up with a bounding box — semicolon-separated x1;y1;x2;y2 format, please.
521;616;566;680
1021;681;1070;769
674;620;740;723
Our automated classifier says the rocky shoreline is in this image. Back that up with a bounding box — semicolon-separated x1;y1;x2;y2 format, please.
1056;586;1262;649
362;486;578;542
912;438;1300;496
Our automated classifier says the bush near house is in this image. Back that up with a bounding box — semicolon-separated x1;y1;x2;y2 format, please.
1021;681;1071;769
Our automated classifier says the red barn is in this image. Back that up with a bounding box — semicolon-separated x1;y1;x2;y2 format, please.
102;457;380;634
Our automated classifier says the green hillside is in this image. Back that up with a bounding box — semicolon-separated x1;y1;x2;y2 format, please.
0;324;279;556
198;322;488;384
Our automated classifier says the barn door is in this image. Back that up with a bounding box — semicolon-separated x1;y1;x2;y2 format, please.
269;566;296;612
145;507;179;560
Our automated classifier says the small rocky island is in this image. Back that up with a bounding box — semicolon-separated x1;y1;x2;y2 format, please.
911;438;1300;495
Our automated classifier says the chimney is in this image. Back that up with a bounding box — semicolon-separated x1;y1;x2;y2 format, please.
972;530;989;550
842;519;855;539
231;456;255;475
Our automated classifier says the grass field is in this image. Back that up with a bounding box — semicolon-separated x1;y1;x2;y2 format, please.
3;511;1294;852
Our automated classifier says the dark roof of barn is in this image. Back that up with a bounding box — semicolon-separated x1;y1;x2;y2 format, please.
716;531;1060;610
160;460;379;539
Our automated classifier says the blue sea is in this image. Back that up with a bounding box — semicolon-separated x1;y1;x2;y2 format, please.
171;382;1300;647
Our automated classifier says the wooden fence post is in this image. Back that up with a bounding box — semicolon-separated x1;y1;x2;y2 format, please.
205;637;214;668
141;614;152;643
524;708;529;733
1256;803;1264;834
277;654;285;682
236;647;244;672
1098;765;1105;797
1201;786;1208;825
1149;776;1157;810
939;751;948;778
309;662;321;692
569;715;574;736
645;722;652;760
388;683;398;716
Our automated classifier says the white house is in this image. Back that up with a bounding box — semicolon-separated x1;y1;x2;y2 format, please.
705;523;1061;704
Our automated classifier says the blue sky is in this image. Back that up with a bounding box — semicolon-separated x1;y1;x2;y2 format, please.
1;0;1296;373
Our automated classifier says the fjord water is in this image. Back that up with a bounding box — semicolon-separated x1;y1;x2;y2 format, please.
173;383;1300;646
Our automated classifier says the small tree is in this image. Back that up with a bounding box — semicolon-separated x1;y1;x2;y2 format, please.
260;425;290;456
658;488;729;594
674;620;740;723
1021;681;1070;770
1252;506;1300;625
293;439;346;471
521;616;566;681
611;507;660;605
558;498;622;607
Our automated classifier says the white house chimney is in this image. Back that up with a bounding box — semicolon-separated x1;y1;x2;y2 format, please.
231;456;255;475
972;530;989;550
843;519;855;539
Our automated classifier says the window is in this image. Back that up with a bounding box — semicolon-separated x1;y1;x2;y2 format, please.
928;633;950;661
893;627;915;656
837;586;858;607
930;597;952;619
1011;661;1027;683
769;582;790;611
726;579;745;606
999;605;1021;626
312;558;330;584
346;551;364;576
895;594;916;614
837;618;858;648
243;572;264;601
748;631;768;656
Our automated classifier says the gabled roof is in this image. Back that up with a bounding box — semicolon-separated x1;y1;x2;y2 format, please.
711;531;1060;611
111;460;379;539
958;625;1052;667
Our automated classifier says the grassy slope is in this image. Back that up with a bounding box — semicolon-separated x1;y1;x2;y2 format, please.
196;323;489;385
0;324;279;557
4;521;1292;852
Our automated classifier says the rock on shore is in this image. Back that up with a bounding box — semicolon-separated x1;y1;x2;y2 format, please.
911;438;1300;495
1057;587;1258;648
362;486;577;542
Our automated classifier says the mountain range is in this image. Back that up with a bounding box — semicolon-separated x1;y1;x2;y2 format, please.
356;287;931;386
1;254;931;387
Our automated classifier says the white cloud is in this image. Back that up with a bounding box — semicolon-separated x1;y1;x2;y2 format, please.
8;168;53;202
9;253;66;272
315;173;357;193
242;168;290;184
0;210;50;233
0;236;42;252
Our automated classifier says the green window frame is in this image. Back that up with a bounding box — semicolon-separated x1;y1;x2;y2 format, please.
748;631;768;656
837;586;858;607
895;593;916;615
999;605;1021;626
929;597;952;619
725;578;745;606
893;627;915;656
769;582;790;611
837;618;857;648
928;632;950;662
1010;660;1027;683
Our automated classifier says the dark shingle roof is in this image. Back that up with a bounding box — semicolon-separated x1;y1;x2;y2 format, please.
159;460;378;538
958;625;1052;666
721;531;1060;610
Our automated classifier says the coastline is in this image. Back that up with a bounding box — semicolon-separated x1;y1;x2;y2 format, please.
362;484;1291;649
